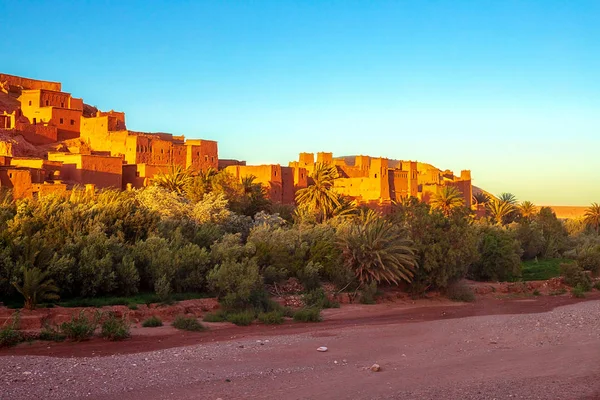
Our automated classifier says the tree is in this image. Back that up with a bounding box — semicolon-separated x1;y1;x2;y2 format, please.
487;196;517;226
584;203;600;234
518;201;538;222
472;192;489;206
469;227;523;282
152;165;194;195
337;211;416;285
12;267;60;310
234;175;271;217
430;186;465;217
295;163;341;222
390;198;479;292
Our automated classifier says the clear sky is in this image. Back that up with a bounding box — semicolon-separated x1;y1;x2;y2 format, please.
1;0;598;205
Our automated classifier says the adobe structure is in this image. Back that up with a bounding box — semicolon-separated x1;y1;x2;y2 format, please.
0;73;217;198
0;72;473;209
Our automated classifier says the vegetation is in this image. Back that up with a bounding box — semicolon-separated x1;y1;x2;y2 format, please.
12;267;60;310
584;203;600;233
445;282;476;302
338;210;416;285
430;186;465;217
257;310;284;325
172;315;206;331
60;312;98;341
1;176;599;331
142;316;164;327
521;258;570;281
0;314;22;348
100;313;131;341
293;307;322;322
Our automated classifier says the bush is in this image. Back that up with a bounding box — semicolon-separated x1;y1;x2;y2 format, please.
60;312;98;341
142;316;163;327
293;307;322;322
571;285;586;298
0;315;22;348
154;274;172;303
203;310;228;323
257;310;284;325
594;281;600;291
303;288;339;309
469;226;522;282
359;281;378;304
101;313;131;341
533;289;541;296
576;245;600;275
560;263;592;290
445;282;476;302
39;323;66;342
172;315;205;331
226;310;256;326
127;303;138;310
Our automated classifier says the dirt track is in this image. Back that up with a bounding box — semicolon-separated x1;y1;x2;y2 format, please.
2;296;600;400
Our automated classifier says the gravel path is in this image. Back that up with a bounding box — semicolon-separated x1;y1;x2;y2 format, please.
2;300;600;400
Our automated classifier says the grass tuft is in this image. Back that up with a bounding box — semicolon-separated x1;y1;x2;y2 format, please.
141;316;163;328
257;310;284;325
293;307;322;322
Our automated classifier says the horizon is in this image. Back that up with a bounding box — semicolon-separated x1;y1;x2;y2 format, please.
1;1;598;206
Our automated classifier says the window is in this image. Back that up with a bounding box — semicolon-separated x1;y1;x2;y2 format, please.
274;170;277;176
28;101;32;106
9;173;12;178
59;118;64;124
135;172;140;177
33;118;37;125
70;119;75;125
204;155;208;162
374;173;378;178
61;102;64;108
197;152;200;156
45;100;49;106
211;156;214;162
161;149;164;154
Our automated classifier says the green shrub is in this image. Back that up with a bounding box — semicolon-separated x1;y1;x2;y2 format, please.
142;316;163;327
594;281;600;291
571;285;586;298
257;310;284;325
0;315;22;348
293;307;322;322
533;289;541;296
469;226;523;282
576;245;600;275
446;282;476;302
303;288;339;309
172;315;205;331
39;323;66;342
560;263;592;290
60;311;98;341
101;313;131;341
127;303;138;310
226;310;256;326
154;275;172;303
203;310;228;322
359;281;378;304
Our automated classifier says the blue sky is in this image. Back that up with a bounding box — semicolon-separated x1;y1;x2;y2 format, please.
1;0;599;205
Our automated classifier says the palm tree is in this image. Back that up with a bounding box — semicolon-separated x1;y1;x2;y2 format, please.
430;186;464;217
12;268;60;310
498;192;518;205
152;165;194;195
487;198;516;226
338;212;416;285
472;192;489;206
519;201;538;222
295;163;341;222
584;203;600;233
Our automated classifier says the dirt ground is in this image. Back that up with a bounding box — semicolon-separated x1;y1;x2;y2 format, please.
2;294;600;400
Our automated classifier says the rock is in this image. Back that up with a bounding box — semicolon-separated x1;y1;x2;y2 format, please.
370;364;381;372
489;340;498;344
317;346;328;352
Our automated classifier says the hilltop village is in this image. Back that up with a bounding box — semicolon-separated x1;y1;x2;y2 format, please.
0;73;473;208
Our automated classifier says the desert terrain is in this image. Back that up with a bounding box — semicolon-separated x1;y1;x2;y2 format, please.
2;295;600;400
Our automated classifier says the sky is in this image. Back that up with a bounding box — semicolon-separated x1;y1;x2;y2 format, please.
1;0;599;205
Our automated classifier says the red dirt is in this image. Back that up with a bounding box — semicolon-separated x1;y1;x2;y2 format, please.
3;292;598;358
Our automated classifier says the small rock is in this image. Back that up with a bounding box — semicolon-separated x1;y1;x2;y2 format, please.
22;372;31;375
370;364;381;372
317;346;328;352
489;340;498;344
